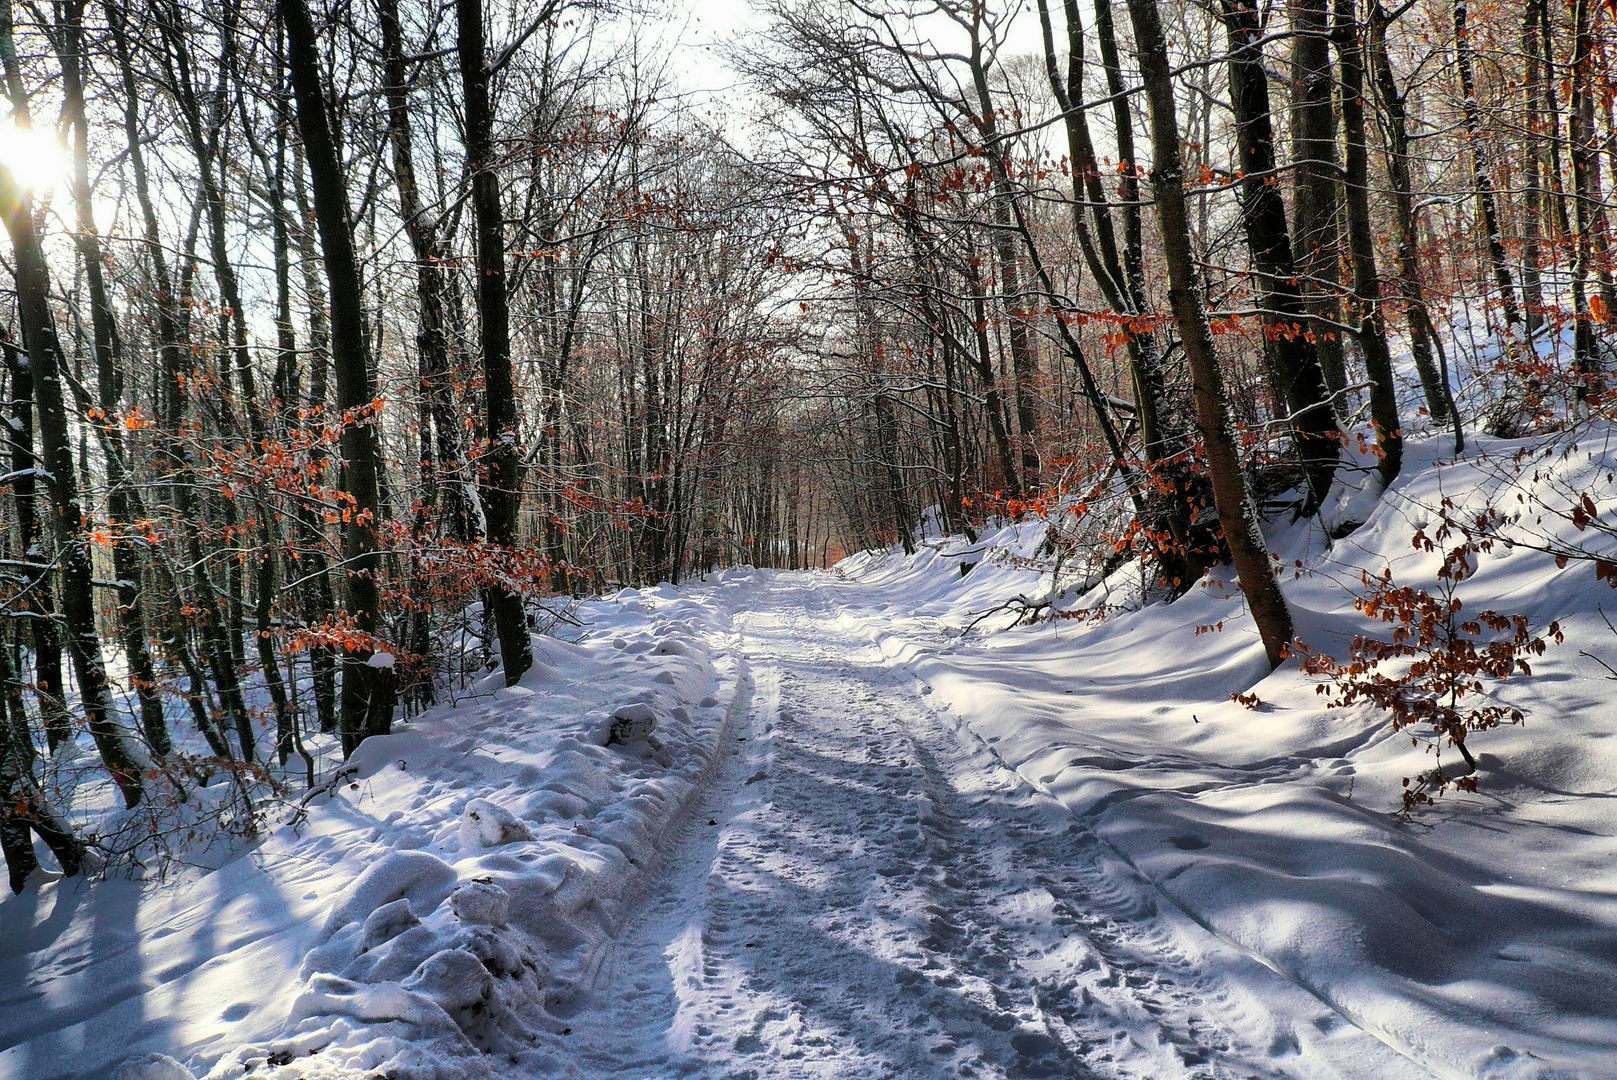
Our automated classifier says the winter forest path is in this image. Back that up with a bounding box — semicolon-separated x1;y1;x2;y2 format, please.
558;571;1423;1080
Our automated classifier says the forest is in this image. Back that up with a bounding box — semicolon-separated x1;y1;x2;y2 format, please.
1;0;1616;1077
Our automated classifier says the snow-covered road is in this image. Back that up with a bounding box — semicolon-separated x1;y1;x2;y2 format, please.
558;573;1414;1080
22;437;1617;1080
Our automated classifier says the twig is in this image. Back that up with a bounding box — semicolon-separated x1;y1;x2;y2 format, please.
288;764;359;830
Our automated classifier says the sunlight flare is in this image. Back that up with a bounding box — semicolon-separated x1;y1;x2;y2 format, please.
0;118;66;194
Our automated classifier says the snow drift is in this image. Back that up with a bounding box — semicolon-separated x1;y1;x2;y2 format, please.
837;432;1617;1080
0;576;757;1080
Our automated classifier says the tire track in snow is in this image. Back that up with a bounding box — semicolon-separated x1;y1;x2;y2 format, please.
546;639;762;1078
839;577;1447;1080
748;586;1281;1079
558;572;1397;1079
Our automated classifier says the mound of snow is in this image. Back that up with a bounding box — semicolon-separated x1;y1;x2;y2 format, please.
8;576;751;1080
110;1057;195;1080
320;851;458;939
458;799;532;850
359;899;421;950
604;701;659;746
448;881;509;928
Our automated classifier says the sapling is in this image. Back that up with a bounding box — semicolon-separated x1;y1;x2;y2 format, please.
1302;505;1563;808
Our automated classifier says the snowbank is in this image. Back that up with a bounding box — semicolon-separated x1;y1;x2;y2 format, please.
836;433;1617;1080
0;575;758;1080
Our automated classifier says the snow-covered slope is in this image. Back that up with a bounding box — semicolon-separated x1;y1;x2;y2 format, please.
836;433;1617;1080
0;577;752;1080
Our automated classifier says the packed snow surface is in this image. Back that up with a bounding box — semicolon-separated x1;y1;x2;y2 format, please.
3;434;1616;1080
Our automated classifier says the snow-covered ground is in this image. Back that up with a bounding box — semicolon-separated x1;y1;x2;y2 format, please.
556;575;1411;1079
0;584;748;1080
837;433;1617;1080
5;433;1617;1080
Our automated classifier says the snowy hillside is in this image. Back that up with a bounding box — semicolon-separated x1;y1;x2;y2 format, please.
838;432;1617;1079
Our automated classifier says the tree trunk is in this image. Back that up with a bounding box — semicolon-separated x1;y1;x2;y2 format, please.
2;5;147;804
1220;0;1342;510
287;148;340;735
1036;0;1126;310
254;25;300;759
1128;0;1296;670
54;0;169;756
1291;0;1349;401
380;0;473;546
966;43;1041;489
0;67;143;809
160;0;262;669
1036;0;1176;475
1569;0;1602;393
379;0;455;708
1520;0;1547;334
1535;0;1577;249
1335;0;1402;487
0;639;84;890
107;0;256;757
457;0;533;684
1452;0;1524;338
0;342;68;753
281;0;396;755
1367;0;1458;437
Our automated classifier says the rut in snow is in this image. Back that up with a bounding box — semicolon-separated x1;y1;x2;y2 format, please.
554;575;1397;1080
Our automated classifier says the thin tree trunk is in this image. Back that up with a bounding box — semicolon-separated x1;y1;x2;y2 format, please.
379;0;471;541
1094;0;1202;585
0;341;68;753
107;0;254;760
1036;0;1174;469
1521;0;1547;333
1569;0;1602;392
170;0;262;668
1368;0;1457;437
287;149;339;735
969;285;1024;501
251;22;299;759
967;27;1040;486
1452;0;1524;336
1577;8;1617;329
54;0;169;756
1291;0;1349;401
0;638;84;890
1336;0;1402;487
1036;0;1126;309
1536;0;1577;248
1220;0;1342;509
0;7;143;807
379;0;458;707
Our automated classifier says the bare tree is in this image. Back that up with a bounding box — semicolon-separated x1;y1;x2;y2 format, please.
1128;0;1296;669
1219;0;1342;510
458;0;539;684
281;0;396;755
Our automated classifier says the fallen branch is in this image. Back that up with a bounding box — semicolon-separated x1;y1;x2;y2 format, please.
963;596;1052;635
288;764;360;831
